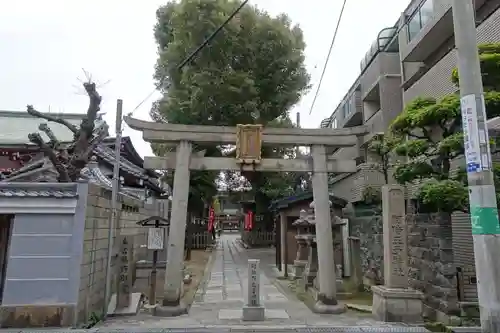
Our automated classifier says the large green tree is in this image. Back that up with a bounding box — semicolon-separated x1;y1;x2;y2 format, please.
389;43;500;213
151;0;310;216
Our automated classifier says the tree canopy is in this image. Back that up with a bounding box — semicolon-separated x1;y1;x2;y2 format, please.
151;0;310;215
388;43;500;213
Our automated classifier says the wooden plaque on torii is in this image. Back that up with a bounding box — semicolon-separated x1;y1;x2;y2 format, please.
236;124;263;165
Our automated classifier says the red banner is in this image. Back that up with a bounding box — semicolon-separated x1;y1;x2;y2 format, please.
244;210;254;231
208;207;215;231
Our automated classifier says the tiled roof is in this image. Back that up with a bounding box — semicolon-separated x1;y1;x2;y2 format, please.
0;110;85;144
0;183;78;198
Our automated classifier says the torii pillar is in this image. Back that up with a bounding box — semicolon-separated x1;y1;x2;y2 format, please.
154;140;192;317
311;144;346;314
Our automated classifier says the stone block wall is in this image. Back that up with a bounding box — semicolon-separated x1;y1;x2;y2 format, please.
407;213;459;318
347;204;383;286
77;183;159;324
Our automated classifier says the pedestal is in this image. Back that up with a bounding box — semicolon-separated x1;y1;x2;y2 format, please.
153;301;188;317
372;285;424;324
242;306;265;321
293;260;307;279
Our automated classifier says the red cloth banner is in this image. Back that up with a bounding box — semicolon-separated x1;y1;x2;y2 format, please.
208;207;215;231
248;210;254;230
244;210;254;231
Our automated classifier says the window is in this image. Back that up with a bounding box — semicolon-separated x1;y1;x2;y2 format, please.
342;99;352;119
331;118;337;129
406;0;434;42
420;0;433;26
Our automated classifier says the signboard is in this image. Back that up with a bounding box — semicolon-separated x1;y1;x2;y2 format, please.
147;228;164;250
236;124;262;164
461;94;491;173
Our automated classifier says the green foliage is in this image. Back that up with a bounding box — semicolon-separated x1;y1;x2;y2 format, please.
151;0;310;213
389;43;500;213
361;186;381;205
451;43;500;91
367;133;398;184
417;179;468;213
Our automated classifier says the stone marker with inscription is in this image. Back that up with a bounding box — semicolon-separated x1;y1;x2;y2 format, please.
242;259;265;321
371;185;424;324
107;236;142;317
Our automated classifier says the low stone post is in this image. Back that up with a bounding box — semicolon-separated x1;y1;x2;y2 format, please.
348;236;363;291
242;259;265;321
371;185;423;323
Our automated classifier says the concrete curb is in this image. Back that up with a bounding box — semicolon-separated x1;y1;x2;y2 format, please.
236;238;250;249
345;303;372;313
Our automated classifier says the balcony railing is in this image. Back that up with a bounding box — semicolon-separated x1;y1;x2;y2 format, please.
360;26;398;72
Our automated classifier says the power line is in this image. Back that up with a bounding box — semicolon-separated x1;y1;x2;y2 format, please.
177;0;249;70
308;0;348;115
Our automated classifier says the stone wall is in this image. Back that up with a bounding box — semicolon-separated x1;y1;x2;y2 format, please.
347;204;383;286
77;183;160;324
407;213;459;318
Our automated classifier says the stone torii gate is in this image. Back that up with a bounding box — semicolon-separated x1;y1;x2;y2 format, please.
124;116;368;316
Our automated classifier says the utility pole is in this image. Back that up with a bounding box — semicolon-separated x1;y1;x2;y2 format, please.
104;99;123;317
452;1;500;331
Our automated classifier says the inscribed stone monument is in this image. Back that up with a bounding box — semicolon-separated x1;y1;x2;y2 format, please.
242;259;265;321
117;236;133;308
382;185;407;288
371;185;424;324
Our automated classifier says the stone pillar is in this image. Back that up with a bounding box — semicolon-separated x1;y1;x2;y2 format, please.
279;211;288;277
348;236;363;291
155;141;192;317
372;185;423;323
116;236;133;309
341;218;351;277
311;144;346;314
242;259;265;321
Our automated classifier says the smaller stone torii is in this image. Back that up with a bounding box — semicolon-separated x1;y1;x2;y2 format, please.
124;116;368;316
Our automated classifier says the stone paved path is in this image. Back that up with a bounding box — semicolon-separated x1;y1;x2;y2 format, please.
93;234;427;331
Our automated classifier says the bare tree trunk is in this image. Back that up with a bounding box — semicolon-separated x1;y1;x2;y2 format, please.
26;81;107;182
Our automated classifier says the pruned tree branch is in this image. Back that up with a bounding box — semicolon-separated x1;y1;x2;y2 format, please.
28;133;70;182
21;79;106;183
27;105;79;134
38;123;60;149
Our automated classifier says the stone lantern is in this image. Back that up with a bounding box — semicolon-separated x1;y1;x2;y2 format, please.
308;200;345;292
291;209;313;279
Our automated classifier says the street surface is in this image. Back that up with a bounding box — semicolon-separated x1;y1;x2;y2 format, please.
91;234;427;332
0;234;429;332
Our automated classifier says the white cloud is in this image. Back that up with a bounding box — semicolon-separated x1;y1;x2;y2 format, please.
0;0;408;158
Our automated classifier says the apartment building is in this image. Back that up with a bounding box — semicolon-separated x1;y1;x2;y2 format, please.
324;20;403;203
325;0;500;306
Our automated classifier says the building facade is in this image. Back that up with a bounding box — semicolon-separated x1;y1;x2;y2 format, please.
323;0;500;309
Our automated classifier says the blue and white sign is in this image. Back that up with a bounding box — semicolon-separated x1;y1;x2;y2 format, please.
461;94;482;173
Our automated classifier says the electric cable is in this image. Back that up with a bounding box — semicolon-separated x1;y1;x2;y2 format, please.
308;0;348;115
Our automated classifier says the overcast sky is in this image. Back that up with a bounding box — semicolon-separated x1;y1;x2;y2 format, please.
0;0;408;158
